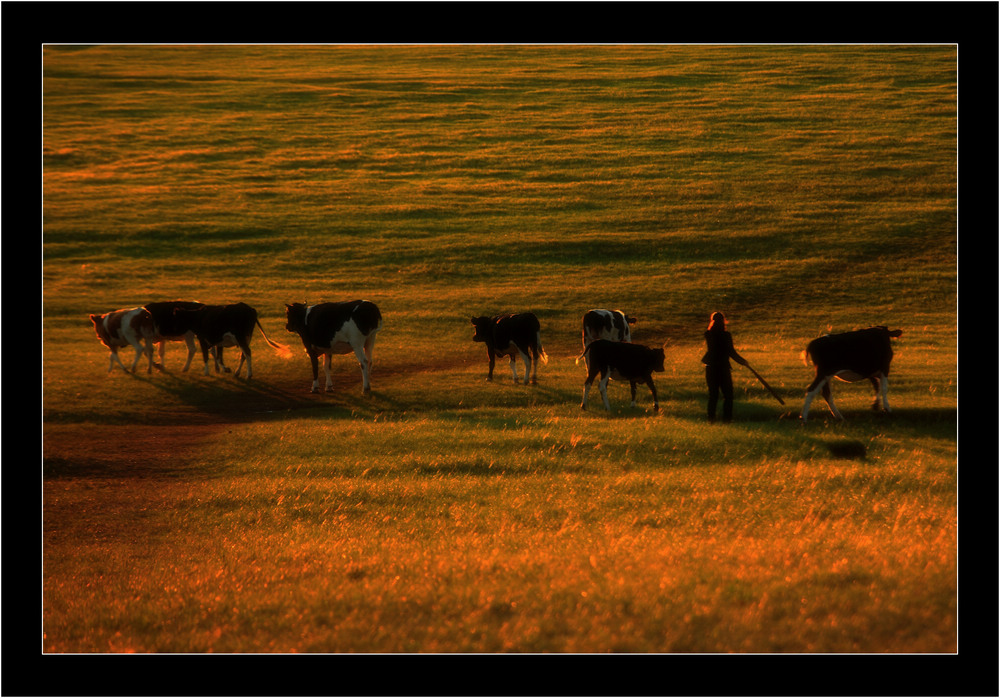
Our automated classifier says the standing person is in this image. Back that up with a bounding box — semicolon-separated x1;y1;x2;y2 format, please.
702;311;749;423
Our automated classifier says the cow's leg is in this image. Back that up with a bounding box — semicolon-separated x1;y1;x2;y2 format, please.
226;335;249;378
352;343;372;395
143;338;155;373
598;372;612;411
308;349;322;393
801;375;829;422
109;347;128;373
516;346;532;385
204;340;226;374
629;381;638;407
157;341;166;369
486;349;496;382
214;346;232;374
869;376;881;410
581;367;599;410
364;331;377;368
529;345;540;385
821;382;843;420
128;339;148;373
323;352;334;392
646;377;659;412
876;372;892;412
181;334;197;372
509;355;519;384
246;336;256;379
197;338;213;375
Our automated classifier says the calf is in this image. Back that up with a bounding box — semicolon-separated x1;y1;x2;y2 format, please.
470;313;548;384
285;300;382;394
143;300;222;372
801;326;903;422
173;302;289;379
89;307;155;374
578;339;665;412
581;309;636;349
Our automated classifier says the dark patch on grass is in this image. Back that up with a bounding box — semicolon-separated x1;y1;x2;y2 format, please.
825;439;868;460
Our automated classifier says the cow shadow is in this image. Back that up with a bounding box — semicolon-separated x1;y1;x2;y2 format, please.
796;406;957;436
130;366;315;419
133;364;419;423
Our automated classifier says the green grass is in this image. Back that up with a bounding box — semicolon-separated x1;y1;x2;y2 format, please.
42;44;956;655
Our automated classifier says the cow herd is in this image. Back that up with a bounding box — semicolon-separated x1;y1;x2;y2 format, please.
88;301;903;423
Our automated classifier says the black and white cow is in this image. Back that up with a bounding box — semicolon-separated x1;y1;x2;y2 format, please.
89;307;156;373
801;326;903;422
578;339;665;412
284;300;383;394
581;309;637;349
470;313;548;384
172;302;289;379
143;300;218;372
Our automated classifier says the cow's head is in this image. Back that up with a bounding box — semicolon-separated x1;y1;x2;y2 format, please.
470;316;492;344
285;303;308;334
871;325;903;338
652;347;666;373
89;313;109;343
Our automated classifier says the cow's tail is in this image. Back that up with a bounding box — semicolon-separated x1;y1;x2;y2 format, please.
801;343;814;367
256;319;294;359
575;345;591;366
536;331;549;365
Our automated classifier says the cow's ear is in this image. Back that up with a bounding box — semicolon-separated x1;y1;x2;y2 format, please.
890;329;903;337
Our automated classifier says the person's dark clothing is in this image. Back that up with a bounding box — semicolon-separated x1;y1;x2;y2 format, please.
702;329;746;423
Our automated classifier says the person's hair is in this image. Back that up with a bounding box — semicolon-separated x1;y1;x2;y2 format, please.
707;311;727;332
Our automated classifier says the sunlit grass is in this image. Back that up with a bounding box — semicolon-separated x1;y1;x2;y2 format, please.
45;405;956;653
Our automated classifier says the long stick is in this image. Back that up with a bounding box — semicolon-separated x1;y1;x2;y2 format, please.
744;363;785;405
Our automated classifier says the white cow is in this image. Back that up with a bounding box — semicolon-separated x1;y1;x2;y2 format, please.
89;307;155;373
284;300;383;394
581;309;637;350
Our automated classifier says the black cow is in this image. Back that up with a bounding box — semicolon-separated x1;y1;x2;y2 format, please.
172;302;289;379
577;339;665;412
801;326;903;422
470;313;548;384
581;309;637;349
143;300;221;372
284;300;383;395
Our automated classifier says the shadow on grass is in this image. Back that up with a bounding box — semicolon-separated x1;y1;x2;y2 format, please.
124;366;336;420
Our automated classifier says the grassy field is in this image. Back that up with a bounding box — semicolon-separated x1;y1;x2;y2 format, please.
42;45;957;656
